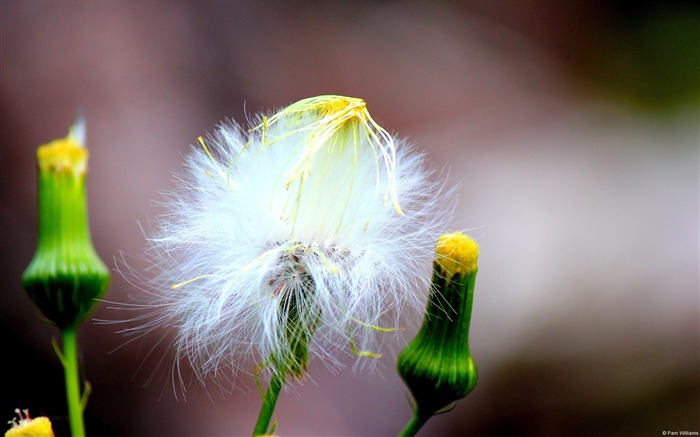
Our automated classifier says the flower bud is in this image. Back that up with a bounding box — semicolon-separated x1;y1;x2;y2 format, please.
22;118;110;329
397;232;479;419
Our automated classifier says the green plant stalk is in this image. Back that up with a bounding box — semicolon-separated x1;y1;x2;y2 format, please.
62;325;85;437
397;413;429;437
252;370;285;436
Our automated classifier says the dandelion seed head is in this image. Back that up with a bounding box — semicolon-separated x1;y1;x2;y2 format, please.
122;96;455;389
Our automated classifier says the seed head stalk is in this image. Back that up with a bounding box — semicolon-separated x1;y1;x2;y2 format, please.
252;370;284;436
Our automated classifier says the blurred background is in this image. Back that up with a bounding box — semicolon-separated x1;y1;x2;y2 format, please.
1;1;698;436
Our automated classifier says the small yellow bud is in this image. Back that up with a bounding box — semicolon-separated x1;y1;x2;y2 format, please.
435;231;479;278
36;117;88;175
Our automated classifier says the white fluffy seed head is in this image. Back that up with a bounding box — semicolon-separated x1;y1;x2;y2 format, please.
124;96;455;388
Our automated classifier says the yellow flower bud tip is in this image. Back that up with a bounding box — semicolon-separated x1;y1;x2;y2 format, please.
37;116;88;175
5;409;54;437
435;232;479;277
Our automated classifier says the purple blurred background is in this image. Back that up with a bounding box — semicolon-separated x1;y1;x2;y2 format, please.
2;1;698;436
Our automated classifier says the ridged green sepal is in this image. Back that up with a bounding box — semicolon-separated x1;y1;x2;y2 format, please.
398;261;479;418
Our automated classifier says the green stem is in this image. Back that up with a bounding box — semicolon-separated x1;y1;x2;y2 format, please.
252;370;285;436
62;326;86;437
398;412;429;437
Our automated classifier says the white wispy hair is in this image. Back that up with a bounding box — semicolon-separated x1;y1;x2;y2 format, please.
120;96;454;388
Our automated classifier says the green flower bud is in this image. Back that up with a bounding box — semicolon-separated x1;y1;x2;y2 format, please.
22;118;110;330
397;232;479;420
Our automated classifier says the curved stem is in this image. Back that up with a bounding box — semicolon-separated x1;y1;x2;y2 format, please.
398;412;429;437
252;370;285;436
62;326;86;437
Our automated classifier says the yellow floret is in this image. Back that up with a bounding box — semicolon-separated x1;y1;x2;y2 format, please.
435;231;479;277
319;96;357;115
37;118;88;175
5;416;54;437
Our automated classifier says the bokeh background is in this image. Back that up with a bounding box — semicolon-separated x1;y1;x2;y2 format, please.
2;1;698;436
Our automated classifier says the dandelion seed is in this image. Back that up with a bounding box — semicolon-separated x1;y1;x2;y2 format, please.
121;95;454;389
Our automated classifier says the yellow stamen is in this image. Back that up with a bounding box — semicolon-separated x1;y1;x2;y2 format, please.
197;136;217;166
198;136;229;184
239;244;305;272
261;115;268;146
306;247;339;275
170;275;213;289
349;336;383;359
350;317;401;332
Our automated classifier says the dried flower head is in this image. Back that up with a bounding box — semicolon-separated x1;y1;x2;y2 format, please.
119;96;453;388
